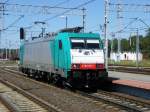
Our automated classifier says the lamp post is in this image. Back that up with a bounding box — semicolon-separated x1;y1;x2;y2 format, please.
60;16;68;28
136;28;139;69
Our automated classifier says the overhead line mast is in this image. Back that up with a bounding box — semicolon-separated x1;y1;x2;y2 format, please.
82;8;86;32
104;0;109;70
0;3;4;53
117;0;123;62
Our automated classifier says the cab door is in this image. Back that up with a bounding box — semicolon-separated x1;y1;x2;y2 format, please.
54;39;65;70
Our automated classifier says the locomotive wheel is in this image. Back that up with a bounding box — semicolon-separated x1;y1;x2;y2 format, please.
52;75;62;86
66;76;76;89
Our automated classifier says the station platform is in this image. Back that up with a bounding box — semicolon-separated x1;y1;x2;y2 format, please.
108;71;150;91
108;71;150;82
112;79;150;90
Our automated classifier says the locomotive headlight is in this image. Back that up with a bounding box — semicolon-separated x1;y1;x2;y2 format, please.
71;64;80;69
73;64;77;68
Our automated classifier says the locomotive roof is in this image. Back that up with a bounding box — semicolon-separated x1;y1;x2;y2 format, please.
23;32;101;44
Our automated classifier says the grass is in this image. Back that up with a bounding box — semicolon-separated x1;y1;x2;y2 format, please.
109;59;150;67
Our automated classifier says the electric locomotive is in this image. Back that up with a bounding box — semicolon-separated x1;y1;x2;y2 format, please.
19;27;108;88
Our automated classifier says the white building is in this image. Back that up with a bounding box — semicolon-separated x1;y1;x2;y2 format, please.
110;52;143;62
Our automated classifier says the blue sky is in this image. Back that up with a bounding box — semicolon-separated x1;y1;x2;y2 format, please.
1;0;150;48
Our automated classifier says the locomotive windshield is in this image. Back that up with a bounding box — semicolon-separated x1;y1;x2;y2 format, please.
71;39;85;49
86;39;100;49
71;38;102;49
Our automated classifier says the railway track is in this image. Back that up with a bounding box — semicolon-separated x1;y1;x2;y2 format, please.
109;66;150;75
0;81;48;112
1;67;150;112
0;79;62;112
78;91;150;112
95;91;150;112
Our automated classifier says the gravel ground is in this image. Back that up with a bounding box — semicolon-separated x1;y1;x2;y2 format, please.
0;101;10;112
108;71;150;82
0;70;122;112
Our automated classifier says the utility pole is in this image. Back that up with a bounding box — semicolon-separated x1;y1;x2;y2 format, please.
0;28;2;58
82;8;86;32
110;32;115;55
60;15;68;28
0;3;5;59
65;16;68;28
117;0;123;62
5;39;7;60
9;40;11;60
104;0;109;70
136;28;139;69
0;4;3;58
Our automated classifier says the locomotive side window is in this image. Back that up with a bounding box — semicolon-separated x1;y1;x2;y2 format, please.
71;39;85;49
59;40;62;49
